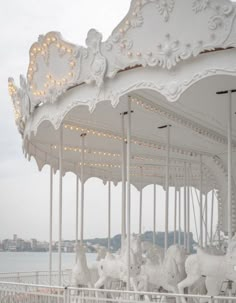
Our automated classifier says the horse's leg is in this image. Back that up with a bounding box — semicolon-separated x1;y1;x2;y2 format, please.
94;276;106;289
166;284;181;303
94;276;106;302
178;275;200;303
200;277;223;303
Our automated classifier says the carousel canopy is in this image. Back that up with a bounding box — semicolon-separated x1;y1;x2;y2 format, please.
8;0;236;232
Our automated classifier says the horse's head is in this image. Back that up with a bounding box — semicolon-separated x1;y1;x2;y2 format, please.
96;246;107;261
122;248;141;277
130;233;142;254
75;244;87;261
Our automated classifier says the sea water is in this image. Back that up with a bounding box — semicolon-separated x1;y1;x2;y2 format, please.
0;252;97;273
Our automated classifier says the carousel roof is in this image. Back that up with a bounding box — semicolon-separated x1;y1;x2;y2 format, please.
8;0;236;232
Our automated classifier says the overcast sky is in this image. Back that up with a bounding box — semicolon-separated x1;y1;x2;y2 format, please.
0;0;222;243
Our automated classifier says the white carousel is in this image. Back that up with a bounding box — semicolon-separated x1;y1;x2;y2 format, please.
3;0;236;302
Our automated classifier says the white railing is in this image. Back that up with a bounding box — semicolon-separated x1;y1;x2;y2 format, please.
0;282;236;303
0;270;71;285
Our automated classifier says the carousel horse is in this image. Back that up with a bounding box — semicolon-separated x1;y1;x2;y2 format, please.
93;244;108;261
138;244;187;294
178;241;236;303
95;249;141;290
142;242;165;265
71;244;98;288
122;234;143;266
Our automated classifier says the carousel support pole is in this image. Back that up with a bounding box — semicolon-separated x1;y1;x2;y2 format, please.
139;188;143;236
178;188;181;245
80;133;86;246
126;98;132;291
184;162;187;250
58;125;63;286
216;89;235;243
164;125;171;253
187;164;190;254
108;181;111;251
49;166;53;286
205;193;208;247
227;91;232;242
75;174;79;261
121;113;127;247
174;178;177;245
210;190;214;246
200;155;203;247
153;184;156;246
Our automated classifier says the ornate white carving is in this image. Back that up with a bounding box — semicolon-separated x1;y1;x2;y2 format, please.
8;76;31;135
154;0;175;22
8;0;236;137
192;0;210;13
27;32;83;105
104;0;236;76
85;29;107;87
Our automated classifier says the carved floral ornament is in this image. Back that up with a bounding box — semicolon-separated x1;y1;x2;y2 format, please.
8;0;236;133
105;0;235;72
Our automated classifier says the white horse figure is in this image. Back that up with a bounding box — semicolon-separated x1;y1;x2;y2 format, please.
93;245;108;261
141;241;164;265
138;245;187;293
95;249;141;290
122;234;143;266
178;241;236;303
71;244;96;288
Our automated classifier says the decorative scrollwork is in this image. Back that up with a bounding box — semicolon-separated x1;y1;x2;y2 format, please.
85;29;107;87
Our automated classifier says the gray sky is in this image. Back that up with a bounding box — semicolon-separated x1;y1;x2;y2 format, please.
0;0;221;242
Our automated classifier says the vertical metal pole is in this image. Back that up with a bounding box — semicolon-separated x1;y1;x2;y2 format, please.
228;91;232;243
49;166;53;286
184;162;187;250
205;193;208;247
58;126;63;286
108;181;111;251
75;174;79;261
187;164;190;253
80;134;86;246
210;190;214;246
165;125;170;252
126;99;131;291
174;179;177;245
139;188;143;236
153;184;156;246
178;188;181;245
121;114;126;246
200;155;203;247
